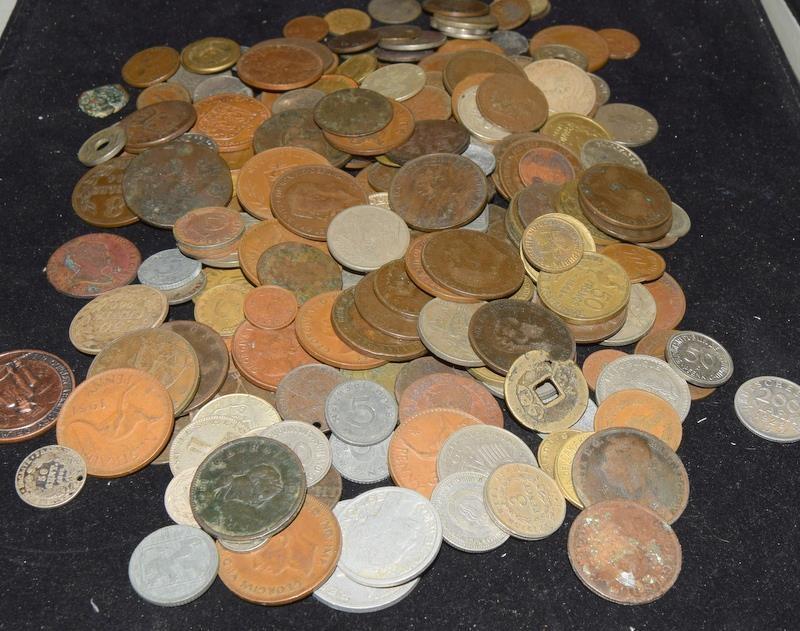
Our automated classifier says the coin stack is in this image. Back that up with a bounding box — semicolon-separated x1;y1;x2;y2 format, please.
5;0;796;615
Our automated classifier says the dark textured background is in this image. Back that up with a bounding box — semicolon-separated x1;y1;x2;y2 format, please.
1;0;799;629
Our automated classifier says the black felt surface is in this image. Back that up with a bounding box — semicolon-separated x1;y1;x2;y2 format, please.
1;0;800;629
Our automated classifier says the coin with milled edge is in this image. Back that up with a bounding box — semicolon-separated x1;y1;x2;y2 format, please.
330;433;391;483
252;421;331;487
734;377;800;443
665;331;733;387
15;445;86;508
326;380;398;446
138;249;202;291
437;424;537;479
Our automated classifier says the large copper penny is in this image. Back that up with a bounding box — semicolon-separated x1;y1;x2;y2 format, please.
373;259;432;318
582;349;627;391
530;25;610;72
121;101;196;152
173;207;244;250
402;85;452;121
475;73;548;133
404;235;478;303
596;28;641;60
192;93;269;152
568;499;682;604
0;350;74;443
314;88;393;137
253;108;350;168
643;273;686;332
71;156;138;228
217;495;340;605
322;99;415;156
257;242;341;304
490;0;530;29
399;373;503;426
46;233;140;299
594;389;683;451
515;182;561;226
389;154;486;231
123;142;232;228
572;427;690;524
498;136;581;200
276;363;346;432
270;165;367;240
601;243;666;283
394;356;463;402
354;273;419;340
237;43;324;91
232;321;316;391
56;368;174;477
385;119;470;165
442;50;526;93
121;46;180;87
243;285;298;330
136;82;191;109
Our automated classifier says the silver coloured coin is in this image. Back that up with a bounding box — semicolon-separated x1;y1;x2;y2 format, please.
325;380;398;446
431;24;492;40
437;425;537;480
138;248;202;291
78;125;126;166
271;88;326;115
169;414;251;475
461;205;489;232
601;283;657;347
338;487;442;587
580;138;647;173
164;468;200;528
192;393;281;431
15;445;86;509
430;471;509;553
368;0;422;24
217;533;271;552
250;420;331;486
193;75;253;102
342;268;366;289
168;65;232;95
596;355;691;422
588;73;610;106
379;31;447;51
594;103;659;148
162;271;207;305
462;141;496;175
129;525;218;607
734;377;800;443
667;202;691;238
330;433;390;483
430;13;497;30
490;30;529;56
417;299;486;367
314;500;420;613
530;44;589;70
173;132;218;152
665;331;733;387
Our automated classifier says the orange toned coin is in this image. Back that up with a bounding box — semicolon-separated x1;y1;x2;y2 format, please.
237;43;324;91
173;206;244;249
597;28;641;60
243;285;298;330
355;167;378;195
449;72;493;123
311;74;358;94
283;15;330;41
398;373;503;427
490;0;531;30
388;407;481;498
56;368;173;477
601;244;666;283
217;495;340;605
237;147;329;219
258;90;281;114
192;93;270;152
418;52;455;73
594;389;683;450
220;146;254;170
323;100;415;157
403;235;478;303
518;147;576;187
438;39;505;55
232;321;316;391
530;25;610;72
295;291;386;370
121;46;180;88
582;349;627;391
136;82;191;109
403;85;452;121
643;272;686;332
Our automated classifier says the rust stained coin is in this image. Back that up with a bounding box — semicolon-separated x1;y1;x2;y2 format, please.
404;234;478;302
243;285;298;330
314;88;393;137
283;15;330;41
530;25;610;72
256;242;341;305
582;349;627;391
601;243;666;283
46;233;140;299
253;109;350;169
572;427;690;524
0;350;75;443
643;273;687;332
121;101;197;152
594;389;682;451
373;259;432;318
399;372;503;427
475;73;549;133
123;142;232;229
121;46;180;87
517;146;577;187
71;156;139;228
237;43;324;91
385;119;470;165
490;0;531;29
568;499;682;605
354;273;419;341
192;94;270;152
596;28;641;60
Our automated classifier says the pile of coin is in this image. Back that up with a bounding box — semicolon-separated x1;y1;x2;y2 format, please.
4;0;798;614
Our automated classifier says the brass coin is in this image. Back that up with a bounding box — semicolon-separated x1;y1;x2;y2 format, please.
541;113;610;156
314;88;394;137
475;73;548;133
253;109;350;168
556;180;617;247
256;242;341;305
324;8;372;35
554;432;592;507
121;46;180;87
283;15;330;41
521;214;584;273
194;283;248;337
181;37;240;74
336;53;378;83
537;430;581;479
601;243;666;283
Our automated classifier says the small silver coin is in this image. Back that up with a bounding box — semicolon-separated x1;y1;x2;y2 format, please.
325;380;398;446
137;248;203;291
15;445;86;509
217;533;271;552
436;425;537;480
128;525;218;607
588;73;611;106
250;421;332;487
78;125;126;166
580;138;647;173
667;202;691;238
172;132;219;152
162;271;207;305
168;65;232;95
368;0;422;24
271;88;326;115
490;30;529;56
462;141;496;175
530;44;589;70
193;393;281;431
330;433;390;483
594;103;659;148
665;331;733;387
430;471;509;553
734;377;800;443
193;75;253;102
342;268;366;289
600;283;657;347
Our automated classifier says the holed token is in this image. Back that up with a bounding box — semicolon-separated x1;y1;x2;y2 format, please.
237;42;324;91
475;73;549;133
121;46;180;87
315;88;393;137
16;445;86;508
256;242;342;305
78;125;126;166
181;36;240;74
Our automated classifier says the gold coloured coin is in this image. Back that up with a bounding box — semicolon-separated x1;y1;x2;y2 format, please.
324;8;372;35
554;432;592;507
336;54;378;84
181;37;241;74
541;113;610;156
194;283;248;336
521;214;584;273
537;430;581;479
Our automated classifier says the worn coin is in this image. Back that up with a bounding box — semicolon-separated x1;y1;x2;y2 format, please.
361;63;426;102
243;285;297;331
324;99;416;157
369;0;422;23
164;467;200;527
456;85;510;143
394;357;463;402
193;74;253;101
530;25;609;72
308;466;343;509
330;433;391;484
138;249;201;291
580;138;647;173
600;283;657;347
386;119;470;165
253;109;349;168
15;445;86;508
476;73;548;133
530;43;589;70
524;59;596;115
78;83;129;118
192;93;268;152
193;392;281;431
594;389;682;451
665;331;734;387
71;156;138;228
315;88;393;137
581;349;627;391
373;259;432;319
734;377;800;443
181;36;240;74
399;373;502;426
169;415;251;475
237;42;324;91
491;29;529;55
594;103;659;147
537;430;580;479
667;202;692;239
275;364;344;433
443;50;525;93
522;214;584;273
252;421;331;487
326;380;398;446
601;244;665;284
257;242;341;305
418;299;484;367
353;273;419;340
122;101;196;152
283;15;330;41
121;46;180;87
232;321;316;391
597;28;641;60
643;273;686;332
437;424;536;480
327;205;410;272
78;124;126;166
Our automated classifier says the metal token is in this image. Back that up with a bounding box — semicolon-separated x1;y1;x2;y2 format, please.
368;0;422;24
330;433;391;483
600;283;657;347
308;466;343;510
78;125;126;166
137;249;202;291
437;424;537;479
15;445;86;508
326;205;410;272
734;377;800;443
253;421;332;487
193;393;281;431
594;103;659;147
78;84;129;118
193;75;253;101
257;242;342;305
314;88;393;137
665;331;734;387
361;63;426;102
524;59;596;116
580;138;647;173
122;101;197;152
418;299;486;367
121;46;180;87
457;85;511;143
490;30;529;55
326;380;398;446
181;36;240;74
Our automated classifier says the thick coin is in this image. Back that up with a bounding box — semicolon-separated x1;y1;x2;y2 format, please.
237;43;324;90
594;103;658;147
735;377;800;443
327;205;411;272
315;88;393;137
137;249;202;291
537;430;580;479
524;59;596;115
253;421;331;487
437;424;536;479
257;242;341;305
594;389;682;451
326;380;398;446
71;156;139;228
308;466;343;509
418;299;485;367
121;46;180;87
15;445;86;508
386;119;470;165
399;372;502;426
600;282;657;347
232;321;315;391
665;331;734;387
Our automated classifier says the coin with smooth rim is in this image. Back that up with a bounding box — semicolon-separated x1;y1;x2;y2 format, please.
734;377;800;443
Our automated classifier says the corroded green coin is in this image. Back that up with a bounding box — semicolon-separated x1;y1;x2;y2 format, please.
190;436;307;541
78;84;130;118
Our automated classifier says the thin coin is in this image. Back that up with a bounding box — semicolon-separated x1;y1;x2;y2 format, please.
324;99;416;157
594;389;682;450
173;207;244;250
256;242;341;305
529;25;609;72
369;0;422;23
601;244;666;283
524;59;596;115
373;259;433;319
418;299;485;367
580;138;647;173
237;43;324;91
643;272;686;331
399;373;502;426
554;432;592;507
330;433;391;484
594;103;658;147
283;15;330;41
361;63;426;102
476;73;548;133
537;430;581;479
326;380;398;446
243;285;298;330
402;85;452;121
582;349;627;391
404;234;479;302
735;377;800;443
517;146;576;187
121;46;180;87
271;88;326;114
437;424;536;479
276;363;346;433
192;393;281;431
232;321;316;391
15;445;86;508
353;273;419;340
600;282;657;347
314;88;393;137
121;101;196;151
530;43;589;70
442;50;526;93
164;467;200;527
308;466;343;509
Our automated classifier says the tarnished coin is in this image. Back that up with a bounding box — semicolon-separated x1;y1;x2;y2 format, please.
353;273;419;340
193;283;247;336
217;367;276;407
308;466;343;509
71;156;139;228
243;285;297;331
437;425;536;479
491;29;529;55
138;249;202;291
327;205;410;272
276;364;345;433
237;42;324;91
314;88;393;137
735;377;800;443
169;414;251;475
667;202;692;239
594;103;659;148
78;124;126;166
181;36;240;73
401;85;452;122
252;421;331;487
521;214;584;273
284;15;330;41
257;242;341;305
193;74;253;102
253;109;350;168
399;373;502;427
232;321;316;391
373;259;432;319
537;430;580;479
582;349;627;391
369;0;422;23
475;73;548;133
580;138;647;173
121;100;196;152
135;82;190;110
643;272;686;332
330;433;391;484
386;120;469;165
524;59;596;115
568;499;682;605
456;85;510;144
600;283;657;347
361;63;426;103
164;467;200;527
15;445;86;508
418;299;485;367
530;25;609;72
193;393;281;431
79;83;129;118
530;43;589;69
597;28;641;60
324;99;416;157
121;46;180;87
442;50;525;93
395;357;463;402
326;380;398;446
601;244;665;284
665;331;733;387
191;93;268;152
271;88;326;114
594;389;682;451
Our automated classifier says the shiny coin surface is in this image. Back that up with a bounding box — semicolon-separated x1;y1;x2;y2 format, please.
665;331;734;387
326;380;398;446
330;433;391;484
437;424;537;479
15;445;86;508
734;377;800;443
253;421;331;487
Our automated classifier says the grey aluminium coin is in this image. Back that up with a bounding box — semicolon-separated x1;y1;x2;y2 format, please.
490;30;529;56
734;377;800;443
172;132;219;152
138;248;202;291
594;103;659;148
580;138;647;173
325;380;398;446
193;75;253;102
128;524;218;607
78;125;126;166
588;73;610;106
330;433;391;483
250;420;332;487
436;425;537;480
15;445;86;509
665;331;734;387
462;141;496;175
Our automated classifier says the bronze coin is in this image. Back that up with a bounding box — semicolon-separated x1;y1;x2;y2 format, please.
270;165;368;240
253;108;350;168
373;259;433;318
322;99;416;157
394;356;463;401
283;15;330;41
404;235;477;303
307;466;343;509
572;427;690;524
498;136;581;200
442;50;526;93
237;42;324;91
173;207;244;250
597;28;641;60
601;243;666;283
475;73;548;133
354;273;420;340
568;499;682;605
243;285;298;330
275;363;346;432
256;242;341;305
399;372;503;426
402;85;452;121
514;182;561;225
365;162;398;192
422;230;524;299
192;93;270;153
0;350;75;443
489;0;530;29
389;153;487;231
327;29;380;54
161;320;229;413
46;233;140;299
518;147;577;187
136;82;191;109
643;273;686;332
385;119;470;165
232;321;316;391
71;156;139;228
468;299;575;374
121;101;197;152
422;0;490;17
565;306;628;344
314;88;393;137
529;25;610;72
121;46;180;88
123;142;232;228
581;349;627;391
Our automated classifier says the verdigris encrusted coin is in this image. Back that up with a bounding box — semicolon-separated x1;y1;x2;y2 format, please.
78;84;129;118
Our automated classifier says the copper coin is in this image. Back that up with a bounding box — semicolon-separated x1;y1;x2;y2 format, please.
323;99;415;157
594;389;683;451
643;273;686;332
388;407;481;498
327;29;381;54
390;154;486;231
161;320;229;413
365;163;398;192
385;120;470;165
468;299;575;374
582;349;627;391
276;363;346;432
0;350;75;443
568;499;682;605
217;495;340;605
514;182;560;225
422;230;524;299
136;82;191;109
311;74;359;93
402;85;452;121
353;273;419;340
442;50;526;93
373;259;432;318
597;28;641;60
232;321;316;391
283;15;330;41
422;0;490;17
314;88;394;138
192;93;269;152
243;285;298;330
71;156;139;228
517;147;577;187
217;367;276;407
270;165;368;240
399;373;503;426
307;467;343;509
475;73;548;133
173;207;244;249
56;368;173;477
394;357;462;401
253;108;350;168
572;427;689;524
601;243;666;283
46;233;140;299
121;46;180;88
257;242;341;305
498;137;581;200
295;291;386;370
123;142;232;228
439;39;504;55
237;43;324;91
529;25;610;72
121;101;196;152
404;234;481;303
489;0;530;28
